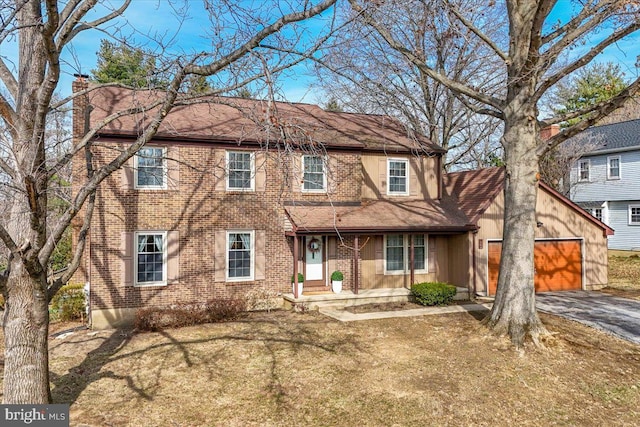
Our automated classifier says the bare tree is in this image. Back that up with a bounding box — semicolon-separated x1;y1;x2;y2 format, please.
314;0;505;170
347;0;640;346
0;0;337;404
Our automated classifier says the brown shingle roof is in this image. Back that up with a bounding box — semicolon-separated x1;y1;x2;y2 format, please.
443;167;506;224
285;198;474;234
87;86;443;153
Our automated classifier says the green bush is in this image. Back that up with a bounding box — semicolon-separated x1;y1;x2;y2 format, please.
50;283;85;321
291;273;304;283
331;271;343;281
411;282;456;306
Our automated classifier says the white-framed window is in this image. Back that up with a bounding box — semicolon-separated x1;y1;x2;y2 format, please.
578;159;590;182
586;208;603;222
384;234;427;274
387;158;409;195
607;156;621;180
135;147;166;189
135;232;167;286
302;155;326;192
226;230;254;281
629;205;640;225
226;151;255;191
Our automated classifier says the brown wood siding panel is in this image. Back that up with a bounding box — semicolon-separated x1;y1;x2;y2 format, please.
488;240;582;295
166;146;180;191
214;149;226;192
409;158;418;197
214;230;226;282
374;235;384;275
255;152;267;192
428;236;437;273
327;237;337;277
121;156;134;190
378;157;387;195
255;230;266;280
447;234;471;288
167;231;180;283
121;232;133;286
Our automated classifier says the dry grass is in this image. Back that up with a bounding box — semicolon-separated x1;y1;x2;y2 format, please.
604;252;640;299
1;310;639;426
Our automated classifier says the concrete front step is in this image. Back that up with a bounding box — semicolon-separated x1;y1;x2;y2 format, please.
283;287;470;310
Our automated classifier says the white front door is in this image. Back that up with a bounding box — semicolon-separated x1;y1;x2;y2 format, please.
305;235;324;282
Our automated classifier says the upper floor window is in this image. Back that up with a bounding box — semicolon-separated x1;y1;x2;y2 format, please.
607;156;620;180
586;208;603;222
135;147;166;189
135;232;166;286
388;159;408;195
302;155;326;192
629;205;640;225
227;231;254;280
384;234;427;274
227;151;254;191
578;159;590;182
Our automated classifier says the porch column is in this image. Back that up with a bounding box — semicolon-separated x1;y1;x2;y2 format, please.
409;234;415;288
354;235;360;295
293;234;299;298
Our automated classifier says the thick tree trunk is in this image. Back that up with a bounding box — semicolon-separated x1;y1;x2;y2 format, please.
3;261;50;404
485;111;548;347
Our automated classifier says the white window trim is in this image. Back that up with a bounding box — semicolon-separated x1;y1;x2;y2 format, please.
134;231;167;287
383;234;428;275
578;159;590;182
387;158;410;196
607;155;621;180
301;155;327;193
225;230;255;282
629;204;640;226
226;151;255;191
134;146;167;189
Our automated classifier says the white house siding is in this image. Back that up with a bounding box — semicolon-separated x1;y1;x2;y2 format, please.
607;201;640;251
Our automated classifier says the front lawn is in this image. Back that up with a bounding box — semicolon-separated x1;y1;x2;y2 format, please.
2;310;638;426
605;251;640;299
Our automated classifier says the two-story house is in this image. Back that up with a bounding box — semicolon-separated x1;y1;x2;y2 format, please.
569;118;640;251
72;79;612;328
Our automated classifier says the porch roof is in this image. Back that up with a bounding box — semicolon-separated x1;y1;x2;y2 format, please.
285;199;475;234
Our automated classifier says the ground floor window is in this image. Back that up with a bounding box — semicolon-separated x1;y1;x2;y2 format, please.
135;232;166;285
630;205;640;225
384;234;427;274
227;231;254;280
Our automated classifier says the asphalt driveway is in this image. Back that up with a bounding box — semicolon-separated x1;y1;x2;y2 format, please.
536;291;640;344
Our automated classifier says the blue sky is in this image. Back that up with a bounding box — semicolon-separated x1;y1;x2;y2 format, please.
3;1;639;103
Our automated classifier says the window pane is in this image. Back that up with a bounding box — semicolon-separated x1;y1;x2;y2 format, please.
228;152;252;189
579;161;589;180
137;233;164;283
609;158;620;178
389;161;407;193
386;234;404;271
412;235;426;270
303;156;325;190
228;233;252;278
137;148;165;187
631;207;640;224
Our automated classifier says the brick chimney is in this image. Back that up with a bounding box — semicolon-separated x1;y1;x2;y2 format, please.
72;74;90;141
540;124;560;141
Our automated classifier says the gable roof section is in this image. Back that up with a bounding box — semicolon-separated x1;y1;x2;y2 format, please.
575;118;640;155
443;167;505;224
86;86;443;154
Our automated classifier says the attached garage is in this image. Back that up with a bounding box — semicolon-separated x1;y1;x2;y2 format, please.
488;240;583;295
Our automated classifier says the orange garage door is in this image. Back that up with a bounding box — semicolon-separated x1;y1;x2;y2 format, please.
488;240;582;295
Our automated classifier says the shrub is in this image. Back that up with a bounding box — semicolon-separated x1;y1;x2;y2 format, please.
331;271;343;281
411;282;456;306
50;283;86;321
135;298;247;331
291;273;304;283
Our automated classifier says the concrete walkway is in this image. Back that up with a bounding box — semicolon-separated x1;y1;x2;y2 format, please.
319;302;492;322
536;291;640;345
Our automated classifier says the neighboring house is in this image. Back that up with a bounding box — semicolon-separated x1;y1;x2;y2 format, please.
71;78;612;328
569;118;640;251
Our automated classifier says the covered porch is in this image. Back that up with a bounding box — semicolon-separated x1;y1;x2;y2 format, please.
284;200;477;300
